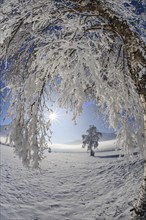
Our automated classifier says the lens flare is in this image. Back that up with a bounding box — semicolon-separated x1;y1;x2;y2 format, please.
49;112;57;122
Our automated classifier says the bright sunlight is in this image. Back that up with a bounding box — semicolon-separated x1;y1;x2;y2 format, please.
49;112;57;122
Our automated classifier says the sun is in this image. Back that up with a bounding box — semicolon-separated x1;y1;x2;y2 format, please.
49;112;57;122
45;108;62;125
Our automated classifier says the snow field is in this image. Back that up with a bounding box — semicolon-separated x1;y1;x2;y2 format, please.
0;144;144;220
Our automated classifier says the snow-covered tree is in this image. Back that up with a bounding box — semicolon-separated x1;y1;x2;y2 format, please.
82;125;102;156
0;0;146;218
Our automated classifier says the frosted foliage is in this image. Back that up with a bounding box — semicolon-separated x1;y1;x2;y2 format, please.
0;0;146;167
82;125;102;150
8;84;52;168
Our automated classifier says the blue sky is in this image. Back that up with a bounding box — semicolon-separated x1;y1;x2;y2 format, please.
47;101;113;144
0;101;11;125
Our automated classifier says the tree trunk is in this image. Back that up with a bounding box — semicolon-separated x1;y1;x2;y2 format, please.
131;162;146;220
131;95;146;220
90;148;95;156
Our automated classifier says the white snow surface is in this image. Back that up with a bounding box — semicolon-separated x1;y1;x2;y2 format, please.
0;144;144;220
48;140;117;153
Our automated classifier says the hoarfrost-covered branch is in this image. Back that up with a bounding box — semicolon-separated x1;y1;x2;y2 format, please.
0;0;146;168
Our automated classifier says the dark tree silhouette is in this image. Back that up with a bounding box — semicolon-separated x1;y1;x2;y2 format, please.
82;125;102;156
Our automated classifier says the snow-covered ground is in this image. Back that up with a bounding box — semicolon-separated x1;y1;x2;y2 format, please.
49;139;117;153
0;144;144;220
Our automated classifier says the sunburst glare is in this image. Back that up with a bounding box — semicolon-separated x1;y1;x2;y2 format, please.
49;112;57;122
48;109;61;125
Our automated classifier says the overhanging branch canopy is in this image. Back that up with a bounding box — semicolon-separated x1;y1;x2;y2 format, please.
0;0;146;167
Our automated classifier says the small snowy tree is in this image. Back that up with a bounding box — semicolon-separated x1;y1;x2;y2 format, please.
0;1;146;219
82;125;102;156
